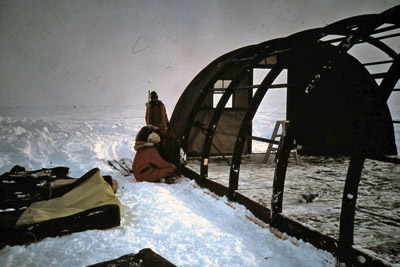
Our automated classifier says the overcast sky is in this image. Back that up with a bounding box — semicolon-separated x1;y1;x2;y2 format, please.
1;0;398;107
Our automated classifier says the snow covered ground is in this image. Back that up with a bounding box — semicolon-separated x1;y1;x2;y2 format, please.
0;102;400;266
0;103;398;266
188;154;400;265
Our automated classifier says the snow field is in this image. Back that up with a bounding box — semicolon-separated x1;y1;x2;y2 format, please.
2;103;399;266
0;105;338;266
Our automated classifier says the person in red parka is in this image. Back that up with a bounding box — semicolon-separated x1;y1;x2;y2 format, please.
132;125;176;182
146;91;169;135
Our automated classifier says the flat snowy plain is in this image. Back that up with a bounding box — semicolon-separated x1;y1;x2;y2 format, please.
0;101;398;266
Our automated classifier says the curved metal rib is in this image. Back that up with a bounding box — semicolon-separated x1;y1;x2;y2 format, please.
228;67;284;200
200;46;271;181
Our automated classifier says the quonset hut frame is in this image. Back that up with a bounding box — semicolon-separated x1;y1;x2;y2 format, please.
167;5;400;266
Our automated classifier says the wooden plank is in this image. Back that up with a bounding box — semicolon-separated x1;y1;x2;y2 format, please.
249;136;280;144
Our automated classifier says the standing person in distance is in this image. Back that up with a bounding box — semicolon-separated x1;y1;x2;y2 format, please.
146;91;169;135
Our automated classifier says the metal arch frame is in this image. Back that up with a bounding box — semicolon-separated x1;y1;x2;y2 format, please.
271;121;368;263
269;11;395;215
227;67;284;199
198;53;259;181
334;30;400;101
376;64;400;108
175;7;399;155
178;46;255;151
199;41;285;182
171;5;400;142
171;5;400;266
327;12;400;102
381;54;400;101
169;46;249;147
363;35;398;59
269;4;399;212
182;44;262;156
338;155;366;260
270;8;400;264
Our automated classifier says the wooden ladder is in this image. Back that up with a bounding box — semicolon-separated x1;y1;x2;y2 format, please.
263;120;298;164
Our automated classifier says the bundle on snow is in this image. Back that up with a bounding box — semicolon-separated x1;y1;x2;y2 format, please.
298;193;319;203
88;248;177;267
0;166;121;248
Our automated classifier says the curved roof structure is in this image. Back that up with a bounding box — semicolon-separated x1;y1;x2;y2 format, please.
168;3;400;182
170;5;399;158
167;5;400;266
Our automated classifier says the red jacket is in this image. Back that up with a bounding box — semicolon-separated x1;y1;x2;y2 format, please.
146;100;169;134
132;141;176;182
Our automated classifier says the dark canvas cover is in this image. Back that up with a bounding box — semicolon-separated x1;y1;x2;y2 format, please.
0;167;121;248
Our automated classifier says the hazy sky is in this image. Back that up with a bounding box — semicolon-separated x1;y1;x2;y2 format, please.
1;0;398;107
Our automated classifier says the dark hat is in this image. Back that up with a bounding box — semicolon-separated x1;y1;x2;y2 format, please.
150;91;158;99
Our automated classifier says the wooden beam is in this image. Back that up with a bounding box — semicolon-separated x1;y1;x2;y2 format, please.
248;136;280;145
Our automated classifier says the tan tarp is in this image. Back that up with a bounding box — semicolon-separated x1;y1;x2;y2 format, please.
16;169;121;227
48;178;76;189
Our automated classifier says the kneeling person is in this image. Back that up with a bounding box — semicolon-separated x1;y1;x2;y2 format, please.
132;125;176;182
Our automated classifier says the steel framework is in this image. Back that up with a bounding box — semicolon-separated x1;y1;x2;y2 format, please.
168;5;400;266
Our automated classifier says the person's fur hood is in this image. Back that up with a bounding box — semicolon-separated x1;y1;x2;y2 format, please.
134;141;154;151
134;125;161;151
